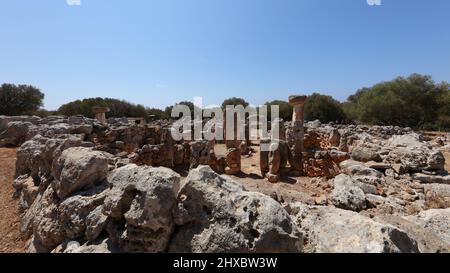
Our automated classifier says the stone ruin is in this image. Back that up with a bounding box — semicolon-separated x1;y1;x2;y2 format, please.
0;95;416;183
1;95;450;253
259;95;350;182
92;107;110;124
261;95;307;182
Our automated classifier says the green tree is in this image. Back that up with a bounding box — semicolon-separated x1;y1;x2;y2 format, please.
147;108;165;120
264;100;293;121
58;97;148;118
344;74;450;129
221;97;249;110
32;109;57;117
304;93;347;123
164;101;200;120
436;86;450;130
0;84;45;115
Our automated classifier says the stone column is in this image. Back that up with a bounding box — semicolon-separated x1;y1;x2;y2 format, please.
260;118;289;183
260;138;270;177
266;145;281;183
224;109;241;174
225;148;241;175
224;109;241;149
92;107;110;124
289;95;307;123
287;95;307;176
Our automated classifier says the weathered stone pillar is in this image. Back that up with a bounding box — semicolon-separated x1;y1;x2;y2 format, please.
260;138;270;177
290;95;306;122
225;148;241;175
260;118;289;183
224;109;242;149
190;139;214;169
267;145;281;183
224;109;242;174
92;107;110;124
287;95;307;176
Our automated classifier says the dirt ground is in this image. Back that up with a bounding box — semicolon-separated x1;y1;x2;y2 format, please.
0;148;27;253
215;144;330;204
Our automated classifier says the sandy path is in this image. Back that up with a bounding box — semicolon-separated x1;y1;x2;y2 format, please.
0;148;27;253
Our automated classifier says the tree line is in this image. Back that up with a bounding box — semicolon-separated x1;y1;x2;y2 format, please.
1;73;449;130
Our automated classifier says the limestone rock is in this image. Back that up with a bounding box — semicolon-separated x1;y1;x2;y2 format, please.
51;147;110;198
385;134;445;172
374;213;450;253
58;185;109;240
328;129;341;147
225;147;241;175
0;121;33;147
13;175;39;212
85;206;109;241
58;239;118;253
413;173;450;185
0;115;40;132
190;140;214;169
306;120;321;129
365;161;392;170
21;186;64;252
15;135;51;182
330;174;367;211
15;134;91;194
169;166;303;253
20;181;109;252
328;150;350;164
103;164;180;253
423;184;450;209
351;145;382;163
339;159;363;169
291;204;420;253
303;150;341;178
365;194;406;214
413;208;450;244
340;160;385;186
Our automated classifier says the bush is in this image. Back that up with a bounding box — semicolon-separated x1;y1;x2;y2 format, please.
147;108;165;120
58;97;148;119
0;84;44;115
32;109;57;117
343;74;450;130
304;93;347;123
164;101;201;120
221;97;249;110
264;100;293;121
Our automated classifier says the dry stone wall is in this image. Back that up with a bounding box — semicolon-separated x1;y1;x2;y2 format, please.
1;113;450;253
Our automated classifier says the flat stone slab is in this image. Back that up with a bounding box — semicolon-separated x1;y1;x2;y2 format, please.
413;173;450;184
288;95;307;105
365;161;392;170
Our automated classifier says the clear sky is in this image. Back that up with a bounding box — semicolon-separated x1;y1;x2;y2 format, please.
0;0;449;110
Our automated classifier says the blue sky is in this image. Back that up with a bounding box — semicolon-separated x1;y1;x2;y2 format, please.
0;0;449;110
